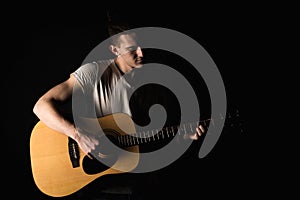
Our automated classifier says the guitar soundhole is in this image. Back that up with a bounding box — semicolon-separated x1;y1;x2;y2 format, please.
82;154;117;175
82;134;119;175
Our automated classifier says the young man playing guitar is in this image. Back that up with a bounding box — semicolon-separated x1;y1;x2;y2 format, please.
32;12;205;200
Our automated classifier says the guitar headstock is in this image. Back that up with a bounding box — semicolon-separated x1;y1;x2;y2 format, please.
214;108;243;134
199;108;243;134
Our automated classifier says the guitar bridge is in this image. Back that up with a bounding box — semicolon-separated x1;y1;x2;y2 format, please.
68;137;80;168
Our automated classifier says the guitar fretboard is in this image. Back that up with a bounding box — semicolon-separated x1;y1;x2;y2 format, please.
117;119;212;147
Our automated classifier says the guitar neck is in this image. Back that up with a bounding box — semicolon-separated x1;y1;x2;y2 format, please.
116;108;242;148
117;119;212;148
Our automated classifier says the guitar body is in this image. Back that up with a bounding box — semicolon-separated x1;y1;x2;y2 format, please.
30;113;139;197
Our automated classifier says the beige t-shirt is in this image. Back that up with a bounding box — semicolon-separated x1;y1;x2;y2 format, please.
71;59;133;118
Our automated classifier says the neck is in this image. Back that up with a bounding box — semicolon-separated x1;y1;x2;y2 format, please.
115;57;132;74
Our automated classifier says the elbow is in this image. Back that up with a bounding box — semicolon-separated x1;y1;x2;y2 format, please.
33;98;44;117
33;99;40;116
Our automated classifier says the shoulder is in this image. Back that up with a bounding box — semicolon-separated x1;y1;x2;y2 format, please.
78;59;113;70
92;59;114;72
73;59;113;76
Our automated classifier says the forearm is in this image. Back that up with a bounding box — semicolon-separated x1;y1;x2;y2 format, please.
33;98;77;140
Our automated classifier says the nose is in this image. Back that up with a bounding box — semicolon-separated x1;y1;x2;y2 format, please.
136;46;143;57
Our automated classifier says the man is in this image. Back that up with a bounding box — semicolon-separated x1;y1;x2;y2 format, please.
32;14;205;200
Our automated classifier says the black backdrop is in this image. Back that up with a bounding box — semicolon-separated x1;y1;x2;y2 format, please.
4;7;254;199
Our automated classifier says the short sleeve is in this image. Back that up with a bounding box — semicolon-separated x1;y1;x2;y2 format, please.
71;62;98;89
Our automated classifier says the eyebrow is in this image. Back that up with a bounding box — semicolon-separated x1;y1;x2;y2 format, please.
125;45;138;51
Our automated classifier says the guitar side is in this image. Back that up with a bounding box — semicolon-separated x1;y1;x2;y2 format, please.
30;113;139;197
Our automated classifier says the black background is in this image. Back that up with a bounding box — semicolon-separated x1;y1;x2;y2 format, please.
3;5;271;199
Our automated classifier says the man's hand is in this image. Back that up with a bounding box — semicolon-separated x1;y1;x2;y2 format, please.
182;124;206;141
74;127;100;159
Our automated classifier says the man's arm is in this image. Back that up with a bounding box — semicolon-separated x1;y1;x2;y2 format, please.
33;75;77;140
33;75;99;156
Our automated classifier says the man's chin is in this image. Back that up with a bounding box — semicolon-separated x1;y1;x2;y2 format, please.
134;63;143;68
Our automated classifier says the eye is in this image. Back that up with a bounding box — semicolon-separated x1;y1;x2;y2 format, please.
126;46;137;52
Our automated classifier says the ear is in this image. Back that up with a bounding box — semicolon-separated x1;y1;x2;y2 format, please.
109;45;119;56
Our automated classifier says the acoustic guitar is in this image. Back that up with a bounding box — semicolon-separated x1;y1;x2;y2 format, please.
30;111;240;197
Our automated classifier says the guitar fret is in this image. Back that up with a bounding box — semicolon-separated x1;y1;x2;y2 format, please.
146;131;150;142
132;135;136;145
123;135;126;146
177;125;181;135
151;130;155;141
139;134;142;143
130;135;134;145
124;135;126;146
124;135;127;146
165;128;169;138
190;123;193;133
137;132;141;144
120;135;124;146
143;131;147;143
179;125;186;135
129;134;132;146
135;134;139;144
120;136;123;146
140;133;143;143
211;118;214;126
171;126;175;137
125;135;129;146
126;135;129;146
139;132;142;144
132;134;135;145
149;131;152;142
118;136;121;145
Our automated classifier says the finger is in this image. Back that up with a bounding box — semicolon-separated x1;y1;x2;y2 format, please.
198;125;205;133
79;143;94;159
196;127;202;137
189;133;199;140
196;125;205;136
87;152;94;159
82;148;94;159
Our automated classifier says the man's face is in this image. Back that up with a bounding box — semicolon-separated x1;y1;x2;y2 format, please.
116;33;144;68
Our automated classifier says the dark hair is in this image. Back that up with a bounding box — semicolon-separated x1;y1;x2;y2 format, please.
106;9;131;37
